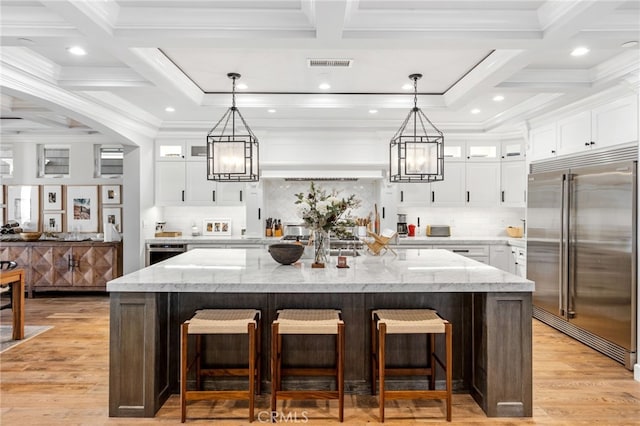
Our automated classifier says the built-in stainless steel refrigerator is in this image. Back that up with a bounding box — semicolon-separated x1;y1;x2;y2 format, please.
527;146;637;369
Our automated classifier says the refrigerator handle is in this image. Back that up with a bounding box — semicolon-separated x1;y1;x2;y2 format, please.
560;174;569;318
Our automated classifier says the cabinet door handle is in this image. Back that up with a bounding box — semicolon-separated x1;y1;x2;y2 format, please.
212;190;216;202
453;249;469;253
382;207;385;219
501;190;505;203
584;142;590;147
239;190;243;202
551;150;556;154
181;190;185;202
466;191;470;203
258;208;261;220
400;191;404;202
590;141;595;146
431;191;435;203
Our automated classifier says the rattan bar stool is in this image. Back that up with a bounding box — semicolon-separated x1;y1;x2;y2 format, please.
180;309;261;423
371;309;452;422
271;309;345;422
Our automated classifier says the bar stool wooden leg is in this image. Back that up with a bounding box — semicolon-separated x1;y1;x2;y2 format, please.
445;322;452;422
371;315;377;396
270;322;279;414
378;322;386;423
195;334;202;390
256;317;262;395
180;322;188;423
338;322;345;422
430;333;436;390
248;322;256;422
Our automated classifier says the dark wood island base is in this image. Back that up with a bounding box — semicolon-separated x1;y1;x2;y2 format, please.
109;290;532;419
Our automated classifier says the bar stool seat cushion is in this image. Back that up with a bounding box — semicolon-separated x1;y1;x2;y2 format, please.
373;309;445;334
187;309;260;334
274;309;343;334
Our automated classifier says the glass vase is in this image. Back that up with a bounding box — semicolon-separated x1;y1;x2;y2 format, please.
313;229;330;267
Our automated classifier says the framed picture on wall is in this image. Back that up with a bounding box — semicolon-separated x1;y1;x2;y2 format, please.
43;185;62;210
103;207;122;232
7;185;40;231
43;212;63;232
202;218;231;236
66;185;98;232
101;184;121;205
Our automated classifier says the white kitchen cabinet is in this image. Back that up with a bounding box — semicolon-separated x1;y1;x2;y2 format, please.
591;95;638;148
443;140;465;160
434;244;489;264
430;162;465;206
185;162;216;204
466;162;500;206
186;140;208;161
156;160;245;206
528;124;557;161
512;247;526;278
489;244;512;272
244;182;264;237
501;160;526;207
156;162;186;205
501;139;526;161
556;110;592;156
397;183;430;206
156;140;185;161
465;140;500;161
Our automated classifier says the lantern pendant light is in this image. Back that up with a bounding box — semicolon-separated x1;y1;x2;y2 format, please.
206;72;259;182
389;73;444;183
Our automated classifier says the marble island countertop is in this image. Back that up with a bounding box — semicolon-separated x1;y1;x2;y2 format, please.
108;248;533;294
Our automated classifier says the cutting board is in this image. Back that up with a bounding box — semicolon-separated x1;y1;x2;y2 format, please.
154;231;182;237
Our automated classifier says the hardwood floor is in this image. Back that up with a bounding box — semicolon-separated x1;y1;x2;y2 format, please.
1;294;639;425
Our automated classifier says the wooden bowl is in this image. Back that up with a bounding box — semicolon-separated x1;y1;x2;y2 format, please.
268;243;304;265
20;232;42;241
506;227;523;238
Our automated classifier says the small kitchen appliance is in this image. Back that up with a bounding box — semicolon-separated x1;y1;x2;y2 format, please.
397;214;408;236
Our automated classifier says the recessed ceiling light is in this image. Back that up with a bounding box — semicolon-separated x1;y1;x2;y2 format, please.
471;108;481;114
267;109;276;113
319;83;331;90
236;83;248;90
369;109;378;114
67;46;87;56
492;95;504;102
402;83;413;90
165;106;175;112
570;46;589;57
621;41;639;48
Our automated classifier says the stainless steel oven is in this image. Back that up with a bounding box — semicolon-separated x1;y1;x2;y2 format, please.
145;243;187;266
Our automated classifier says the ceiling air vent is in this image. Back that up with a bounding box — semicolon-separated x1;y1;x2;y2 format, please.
307;59;353;68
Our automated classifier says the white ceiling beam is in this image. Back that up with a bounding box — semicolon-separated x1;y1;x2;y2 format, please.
58;67;152;89
41;0;203;108
313;0;348;41
1;62;157;144
538;0;628;40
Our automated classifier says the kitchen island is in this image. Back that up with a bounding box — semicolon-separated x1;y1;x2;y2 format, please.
108;248;534;418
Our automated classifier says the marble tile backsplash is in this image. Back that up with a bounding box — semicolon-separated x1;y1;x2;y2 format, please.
157;180;525;239
264;180;377;225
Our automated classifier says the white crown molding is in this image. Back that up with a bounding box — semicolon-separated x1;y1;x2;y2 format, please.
483;93;564;132
1;133;112;144
591;51;640;86
68;0;119;34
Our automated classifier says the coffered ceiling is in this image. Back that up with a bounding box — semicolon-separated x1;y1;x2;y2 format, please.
0;0;638;142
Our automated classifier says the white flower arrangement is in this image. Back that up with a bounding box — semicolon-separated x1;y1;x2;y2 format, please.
294;182;361;232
